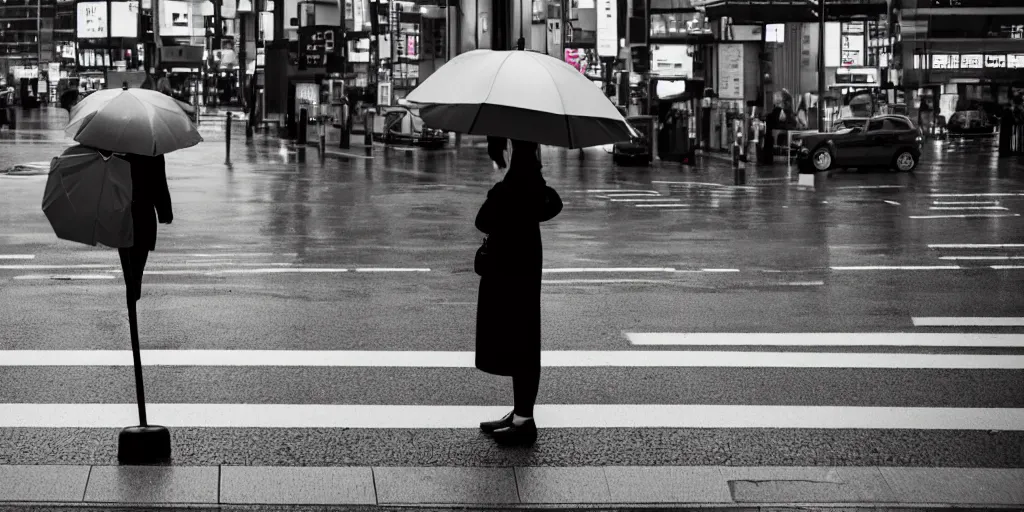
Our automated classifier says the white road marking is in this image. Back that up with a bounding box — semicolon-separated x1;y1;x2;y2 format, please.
571;189;657;193
602;192;662;197
186;253;299;257
543;279;675;284
627;332;1024;348
1;403;1019;430
0;255;34;260
830;265;961;270
783;281;825;286
2;349;1021;369
992;265;1024;270
884;200;901;205
939;256;1024;260
928;244;1024;249
929;206;1009;211
0;264;116;270
909;214;1021;219
912;317;1024;327
214;268;351;274
634;204;691;208
702;269;741;272
353;268;431;272
12;275;116;280
609;198;681;202
932;201;1000;205
543;268;676;273
929;193;1024;197
652;181;724;187
837;185;904;189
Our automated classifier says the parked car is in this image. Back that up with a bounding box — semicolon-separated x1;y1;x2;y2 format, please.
373;106;448;148
946;110;996;134
796;115;923;172
613;116;653;165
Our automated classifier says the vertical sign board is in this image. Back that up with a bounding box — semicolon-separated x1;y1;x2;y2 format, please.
109;1;139;38
717;43;743;99
595;0;616;57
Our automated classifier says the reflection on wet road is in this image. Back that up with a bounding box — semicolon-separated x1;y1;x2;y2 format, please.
1;107;1023;468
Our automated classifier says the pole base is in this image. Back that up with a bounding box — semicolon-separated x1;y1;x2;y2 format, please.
117;425;171;465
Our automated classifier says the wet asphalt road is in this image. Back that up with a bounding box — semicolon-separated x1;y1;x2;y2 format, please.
1;108;1023;468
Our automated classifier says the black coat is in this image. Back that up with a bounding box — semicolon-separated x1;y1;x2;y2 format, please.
122;154;173;252
474;179;562;377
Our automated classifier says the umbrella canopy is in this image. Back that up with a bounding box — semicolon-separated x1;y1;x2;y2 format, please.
42;145;134;248
406;50;632;149
65;87;203;156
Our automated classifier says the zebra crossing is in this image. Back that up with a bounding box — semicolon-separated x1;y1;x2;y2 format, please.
2;327;1021;435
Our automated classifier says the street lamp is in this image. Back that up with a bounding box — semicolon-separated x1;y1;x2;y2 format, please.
817;0;825;132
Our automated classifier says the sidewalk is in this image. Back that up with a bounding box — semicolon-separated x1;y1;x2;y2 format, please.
1;464;1021;509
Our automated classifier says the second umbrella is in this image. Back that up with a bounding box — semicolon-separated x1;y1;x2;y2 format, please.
65;85;203;156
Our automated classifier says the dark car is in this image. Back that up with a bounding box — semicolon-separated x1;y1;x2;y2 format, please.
796;115;923;173
946;110;996;134
373;105;448;148
613;116;654;165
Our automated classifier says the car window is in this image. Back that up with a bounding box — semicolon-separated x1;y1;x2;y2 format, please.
883;119;910;131
867;119;884;131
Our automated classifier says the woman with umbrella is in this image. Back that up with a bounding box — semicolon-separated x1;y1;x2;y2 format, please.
475;136;562;446
406;49;633;446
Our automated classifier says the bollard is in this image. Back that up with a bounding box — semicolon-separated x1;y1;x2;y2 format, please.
732;127;745;186
319;118;326;161
364;112;372;146
340;106;351;149
225;112;232;164
298;109;308;145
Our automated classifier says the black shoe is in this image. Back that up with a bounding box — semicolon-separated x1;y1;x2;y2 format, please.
491;419;537;446
480;410;515;434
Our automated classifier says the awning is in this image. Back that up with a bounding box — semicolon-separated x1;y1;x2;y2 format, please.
703;0;886;22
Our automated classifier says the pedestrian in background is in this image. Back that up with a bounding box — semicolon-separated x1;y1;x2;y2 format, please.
118;153;173;302
475;136;562;446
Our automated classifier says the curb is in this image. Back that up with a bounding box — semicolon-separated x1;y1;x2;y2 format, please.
1;465;1021;510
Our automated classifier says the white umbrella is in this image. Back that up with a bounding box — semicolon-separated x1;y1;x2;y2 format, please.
406;49;632;149
65;85;203;156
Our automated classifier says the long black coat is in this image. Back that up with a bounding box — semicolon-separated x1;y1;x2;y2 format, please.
121;154;173;252
475;179;562;377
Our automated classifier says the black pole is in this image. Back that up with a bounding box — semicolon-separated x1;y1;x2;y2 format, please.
817;0;826;132
116;250;170;465
225;111;232;163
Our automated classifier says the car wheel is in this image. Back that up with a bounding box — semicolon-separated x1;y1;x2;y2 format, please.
893;150;918;172
811;147;833;171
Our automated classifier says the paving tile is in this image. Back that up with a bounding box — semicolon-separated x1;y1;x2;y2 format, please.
83;466;218;504
605;466;731;503
722;466;896;503
515;467;611;504
220;466;375;505
373;467;518;505
879;467;1024;505
0;465;90;502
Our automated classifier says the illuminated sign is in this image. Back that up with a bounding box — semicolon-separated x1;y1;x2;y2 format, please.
77;2;107;38
1009;54;1024;68
985;54;1006;68
961;54;983;68
596;0;617;57
931;54;959;69
110;1;138;38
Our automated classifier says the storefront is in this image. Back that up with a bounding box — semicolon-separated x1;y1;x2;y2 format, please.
74;0;145;91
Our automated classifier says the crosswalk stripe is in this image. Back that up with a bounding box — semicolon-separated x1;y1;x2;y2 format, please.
912;317;1024;327
2;404;1019;429
0;255;34;260
2;350;1021;369
627;333;1024;347
928;244;1024;249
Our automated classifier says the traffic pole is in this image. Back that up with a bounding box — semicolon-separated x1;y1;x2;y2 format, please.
225;112;231;164
733;120;745;186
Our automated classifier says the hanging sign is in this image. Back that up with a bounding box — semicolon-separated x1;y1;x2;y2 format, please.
595;0;616;57
298;25;339;69
110;1;139;38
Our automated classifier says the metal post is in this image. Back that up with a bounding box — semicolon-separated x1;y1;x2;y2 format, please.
319;116;326;159
364;111;372;145
817;0;826;132
298;107;308;145
225;112;232;163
